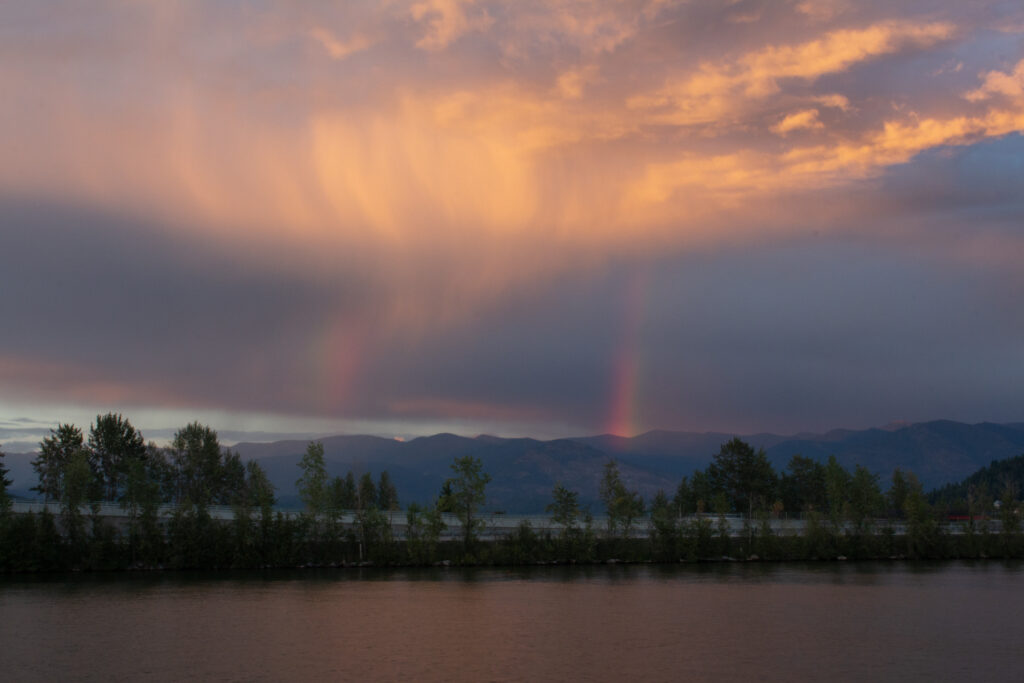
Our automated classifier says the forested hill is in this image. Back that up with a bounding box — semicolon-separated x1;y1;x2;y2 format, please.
930;454;1024;506
224;420;1024;511
576;421;1024;489
7;420;1024;512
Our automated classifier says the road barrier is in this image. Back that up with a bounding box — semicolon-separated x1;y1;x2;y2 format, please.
9;502;997;538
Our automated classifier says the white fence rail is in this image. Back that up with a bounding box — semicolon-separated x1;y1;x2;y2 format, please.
9;502;997;538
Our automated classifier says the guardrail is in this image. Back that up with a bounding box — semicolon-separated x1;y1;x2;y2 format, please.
8;502;1000;538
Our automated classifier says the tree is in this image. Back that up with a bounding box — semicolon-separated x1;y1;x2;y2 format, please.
847;465;884;535
355;505;391;562
824;455;852;529
780;455;827;514
599;460;624;527
150;443;178;504
673;476;694;516
684;512;715;560
887;468;911;519
445;455;491;551
32;424;85;501
342;472;358;509
121;455;165;567
437;480;455;513
649;490;679;561
547;482;582;557
599;460;645;540
220;460;270;567
378;471;399;511
903;473;939;558
245;460;276;511
504;520;541;564
0;446;12;513
962;482;990;541
327;473;356;515
707;438;777;516
358;472;379;511
547;483;581;531
296;441;328;516
220;450;247;506
170;422;229;508
405;502;427;563
61;449;98;562
405;501;446;564
88;413;146;501
353;472;385;561
998;480;1021;557
690;469;713;514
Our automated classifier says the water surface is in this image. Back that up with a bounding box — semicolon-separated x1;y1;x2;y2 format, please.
2;562;1020;681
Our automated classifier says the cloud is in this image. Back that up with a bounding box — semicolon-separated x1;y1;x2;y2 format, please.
793;0;849;23
410;0;493;50
814;93;850;110
627;112;1024;211
0;6;1012;269
628;21;954;126
627;57;1024;210
741;22;953;90
2;1;1024;434
310;27;374;60
966;59;1024;101
772;108;824;134
556;64;599;99
1;7;1017;301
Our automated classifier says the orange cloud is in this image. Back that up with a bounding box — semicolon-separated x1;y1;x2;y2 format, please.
629;21;953;125
741;22;954;93
410;0;493;50
966;59;1024;101
773;108;824;135
814;93;851;110
2;3;1021;340
310;27;374;60
0;355;189;407
556;65;600;100
628;97;1024;210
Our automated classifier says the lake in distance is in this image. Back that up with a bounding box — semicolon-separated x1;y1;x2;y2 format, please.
2;561;1021;682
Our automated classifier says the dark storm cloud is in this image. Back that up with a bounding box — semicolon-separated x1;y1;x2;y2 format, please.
0;197;381;413
344;235;1024;435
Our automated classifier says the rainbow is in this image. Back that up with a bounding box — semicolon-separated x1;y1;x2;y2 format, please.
604;269;650;437
310;315;367;414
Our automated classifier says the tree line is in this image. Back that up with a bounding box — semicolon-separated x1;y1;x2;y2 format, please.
566;438;1024;563
0;414;494;571
1;421;1022;572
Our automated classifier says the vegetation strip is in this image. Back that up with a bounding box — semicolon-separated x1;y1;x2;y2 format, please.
1;418;1022;571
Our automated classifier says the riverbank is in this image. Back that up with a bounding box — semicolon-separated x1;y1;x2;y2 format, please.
2;506;1022;573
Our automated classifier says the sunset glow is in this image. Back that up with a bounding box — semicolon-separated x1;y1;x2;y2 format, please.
1;1;1023;443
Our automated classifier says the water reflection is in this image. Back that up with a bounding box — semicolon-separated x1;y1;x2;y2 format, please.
4;559;1021;590
2;562;1022;682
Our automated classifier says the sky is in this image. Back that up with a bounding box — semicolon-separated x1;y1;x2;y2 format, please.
2;0;1023;449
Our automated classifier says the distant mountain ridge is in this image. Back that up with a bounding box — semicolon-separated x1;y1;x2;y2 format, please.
230;420;1024;511
6;420;1024;511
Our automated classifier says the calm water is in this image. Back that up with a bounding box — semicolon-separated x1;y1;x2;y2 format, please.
2;562;1021;682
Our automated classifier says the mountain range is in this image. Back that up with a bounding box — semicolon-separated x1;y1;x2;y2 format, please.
6;420;1024;512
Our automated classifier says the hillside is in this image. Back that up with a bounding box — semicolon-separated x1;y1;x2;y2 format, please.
930;453;1024;507
234;420;1024;511
6;420;1024;511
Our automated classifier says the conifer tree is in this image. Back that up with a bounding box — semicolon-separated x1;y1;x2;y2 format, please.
296;441;328;515
32;424;85;501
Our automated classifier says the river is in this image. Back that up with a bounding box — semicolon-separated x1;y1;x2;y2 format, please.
2;561;1020;681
